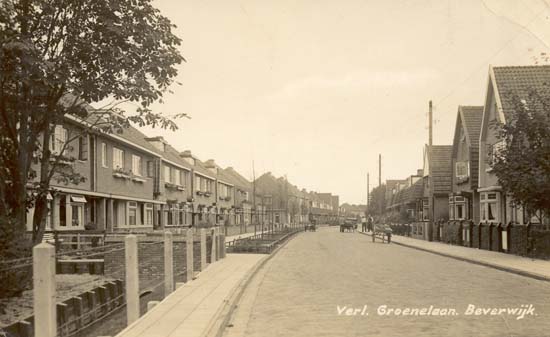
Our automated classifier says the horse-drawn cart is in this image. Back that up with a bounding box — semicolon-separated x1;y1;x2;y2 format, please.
340;217;357;232
304;223;316;231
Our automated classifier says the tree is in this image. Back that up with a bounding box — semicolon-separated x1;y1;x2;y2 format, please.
0;0;185;265
492;87;550;224
367;184;386;218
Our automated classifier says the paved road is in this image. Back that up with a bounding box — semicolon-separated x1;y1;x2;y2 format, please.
224;226;550;337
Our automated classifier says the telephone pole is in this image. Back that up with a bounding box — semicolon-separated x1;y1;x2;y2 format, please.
252;161;257;236
366;173;370;213
429;100;433;148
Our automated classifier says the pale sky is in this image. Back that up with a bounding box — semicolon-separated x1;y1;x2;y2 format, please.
134;0;550;205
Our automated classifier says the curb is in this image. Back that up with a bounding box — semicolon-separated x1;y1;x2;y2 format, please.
357;231;550;283
206;230;302;337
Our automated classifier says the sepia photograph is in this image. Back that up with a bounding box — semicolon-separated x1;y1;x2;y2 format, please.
0;0;549;336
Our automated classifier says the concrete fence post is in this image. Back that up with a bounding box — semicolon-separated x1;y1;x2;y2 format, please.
186;229;194;282
33;243;56;337
221;233;226;258
211;228;218;263
200;228;207;270
125;235;139;325
164;231;174;297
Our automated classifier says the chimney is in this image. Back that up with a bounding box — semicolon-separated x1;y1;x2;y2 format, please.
204;159;217;174
179;150;195;166
145;136;167;152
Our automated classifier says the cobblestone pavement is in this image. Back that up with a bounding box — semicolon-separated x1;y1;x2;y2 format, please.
224;226;550;337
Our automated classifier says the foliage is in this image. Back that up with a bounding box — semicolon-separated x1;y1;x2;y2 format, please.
492;87;550;222
367;184;386;217
0;0;184;297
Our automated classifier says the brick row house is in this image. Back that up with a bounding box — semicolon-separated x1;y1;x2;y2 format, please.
27;119;165;233
378;65;549;256
27;115;340;234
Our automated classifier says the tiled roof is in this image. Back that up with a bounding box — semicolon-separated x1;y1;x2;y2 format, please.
429;145;453;194
161;143;193;170
459;106;483;148
492;65;550;118
115;126;163;155
224;167;253;190
402;179;423;204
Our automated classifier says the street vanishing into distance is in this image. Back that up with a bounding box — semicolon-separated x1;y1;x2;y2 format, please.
223;227;550;337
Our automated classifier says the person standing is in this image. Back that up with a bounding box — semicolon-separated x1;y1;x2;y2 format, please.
361;216;367;232
367;215;373;232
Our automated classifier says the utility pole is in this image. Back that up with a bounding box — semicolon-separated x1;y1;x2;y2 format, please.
429;100;433;148
428;100;434;242
252;161;257;236
366;173;370;215
375;154;382;242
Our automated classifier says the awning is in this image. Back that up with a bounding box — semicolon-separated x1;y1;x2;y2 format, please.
70;195;87;203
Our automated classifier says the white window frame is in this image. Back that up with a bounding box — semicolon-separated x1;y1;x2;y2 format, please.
127;201;138;226
132;155;142;176
174;168;181;186
455;161;470;179
144;203;153;226
113;147;124;169
50;125;68;155
480;192;500;223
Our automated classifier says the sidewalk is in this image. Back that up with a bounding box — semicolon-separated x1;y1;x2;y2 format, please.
114;254;265;337
225;230;268;243
358;229;550;282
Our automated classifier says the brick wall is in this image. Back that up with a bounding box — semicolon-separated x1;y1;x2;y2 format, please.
104;234;212;291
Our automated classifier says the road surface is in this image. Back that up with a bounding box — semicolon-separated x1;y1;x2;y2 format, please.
223;226;550;337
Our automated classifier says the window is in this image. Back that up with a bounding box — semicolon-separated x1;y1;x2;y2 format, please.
195;176;201;191
71;205;82;227
113;148;124;169
147;161;154;177
455;161;469;179
59;195;67;227
180;170;188;187
101;143;108;167
174;169;181;185
456;203;464;219
144;203;153;226
78;136;88;161
167;203;179;226
244;192;249;201
164;165;171;183
422;199;429;221
179;209;184;225
128;202;137;226
480;192;500;223
488;141;506;169
50;125;68;155
449;203;454;220
132;155;142;176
